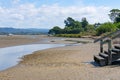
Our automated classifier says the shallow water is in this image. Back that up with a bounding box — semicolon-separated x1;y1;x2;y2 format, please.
0;44;64;71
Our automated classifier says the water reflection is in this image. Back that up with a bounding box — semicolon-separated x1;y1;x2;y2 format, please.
0;44;64;71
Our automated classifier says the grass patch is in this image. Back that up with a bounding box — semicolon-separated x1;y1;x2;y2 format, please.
55;34;82;38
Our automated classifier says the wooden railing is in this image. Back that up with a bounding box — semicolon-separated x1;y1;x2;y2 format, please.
94;30;120;52
94;30;120;43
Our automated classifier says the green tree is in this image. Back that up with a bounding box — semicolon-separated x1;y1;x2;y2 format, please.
64;17;83;34
81;17;88;30
109;9;120;22
72;21;83;32
48;26;62;34
64;17;75;27
94;23;101;28
63;26;72;34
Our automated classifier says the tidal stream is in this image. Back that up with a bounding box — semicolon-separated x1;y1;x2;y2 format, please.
0;44;64;71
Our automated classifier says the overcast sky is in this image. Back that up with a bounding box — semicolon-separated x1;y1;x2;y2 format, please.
0;0;120;29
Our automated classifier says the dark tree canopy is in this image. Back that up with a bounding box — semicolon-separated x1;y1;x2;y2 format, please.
63;17;83;34
64;17;75;27
109;9;120;22
115;14;120;23
48;26;62;34
81;17;88;30
94;23;101;28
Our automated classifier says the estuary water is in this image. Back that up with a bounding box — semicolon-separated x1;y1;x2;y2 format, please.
0;44;64;71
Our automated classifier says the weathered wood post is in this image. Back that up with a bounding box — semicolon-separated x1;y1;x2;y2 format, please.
108;39;112;65
100;40;103;53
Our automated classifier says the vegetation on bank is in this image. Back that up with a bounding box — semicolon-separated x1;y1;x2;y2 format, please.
49;9;120;37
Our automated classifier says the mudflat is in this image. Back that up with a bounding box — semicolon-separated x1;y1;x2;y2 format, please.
0;35;120;80
0;35;91;48
0;35;42;48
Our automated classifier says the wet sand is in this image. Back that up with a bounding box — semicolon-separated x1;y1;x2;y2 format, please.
0;35;42;48
0;35;120;80
0;35;92;48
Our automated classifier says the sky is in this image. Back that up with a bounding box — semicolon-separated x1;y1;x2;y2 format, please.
0;0;120;29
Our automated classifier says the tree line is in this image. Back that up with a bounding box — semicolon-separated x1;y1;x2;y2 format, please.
49;9;120;37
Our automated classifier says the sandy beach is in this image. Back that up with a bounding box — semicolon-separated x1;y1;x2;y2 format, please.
0;35;120;80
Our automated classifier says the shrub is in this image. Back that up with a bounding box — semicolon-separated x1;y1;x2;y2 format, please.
55;34;82;38
115;22;120;29
96;22;117;36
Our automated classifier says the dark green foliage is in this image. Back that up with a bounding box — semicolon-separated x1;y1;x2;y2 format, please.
109;9;120;23
63;20;83;34
85;25;95;32
63;27;81;34
64;17;75;27
81;17;88;30
55;34;82;38
96;22;117;36
114;22;120;29
48;26;62;34
94;23;101;28
115;14;120;23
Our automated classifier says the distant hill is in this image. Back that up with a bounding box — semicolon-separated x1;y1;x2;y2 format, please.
0;27;49;35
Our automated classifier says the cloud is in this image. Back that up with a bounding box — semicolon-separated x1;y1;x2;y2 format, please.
0;3;111;29
12;0;20;4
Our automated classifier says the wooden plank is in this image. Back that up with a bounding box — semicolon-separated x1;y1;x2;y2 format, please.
112;33;120;40
115;45;120;49
94;55;106;66
99;53;108;58
94;55;104;60
112;49;120;53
